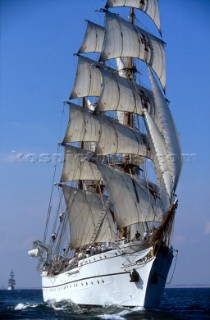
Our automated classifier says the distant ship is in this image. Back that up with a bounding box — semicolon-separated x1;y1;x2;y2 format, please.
29;0;182;308
8;271;16;290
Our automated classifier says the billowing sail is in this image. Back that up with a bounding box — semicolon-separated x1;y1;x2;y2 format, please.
97;68;154;116
77;20;132;83
63;103;151;159
61;145;101;182
100;12;166;90
144;109;173;198
95;210;118;244
105;0;161;33
69;56;154;117
148;67;182;191
62;185;116;248
69;56;102;99
64;103;100;142
79;20;104;53
97;163;163;228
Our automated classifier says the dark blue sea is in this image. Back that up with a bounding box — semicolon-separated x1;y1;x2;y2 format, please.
0;288;209;319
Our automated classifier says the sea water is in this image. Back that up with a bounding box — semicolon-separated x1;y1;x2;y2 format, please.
0;288;209;319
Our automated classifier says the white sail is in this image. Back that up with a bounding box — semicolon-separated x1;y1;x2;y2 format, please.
100;12;166;90
97;163;163;228
95;210;117;243
63;103;100;142
148;67;182;191
97;68;154;116
62;185;116;248
69;56;102;99
69;56;154;117
61;145;101;182
79;20;104;53
63;103;151;159
144;109;173;198
105;0;161;33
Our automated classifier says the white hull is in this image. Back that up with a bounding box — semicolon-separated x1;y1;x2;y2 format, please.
42;243;173;308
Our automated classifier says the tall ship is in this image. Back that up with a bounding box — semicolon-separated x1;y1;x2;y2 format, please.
29;0;182;308
8;271;16;290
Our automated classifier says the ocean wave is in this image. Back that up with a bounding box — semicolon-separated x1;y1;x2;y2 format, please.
14;302;38;310
97;307;144;320
97;315;125;320
1;288;209;320
46;299;79;311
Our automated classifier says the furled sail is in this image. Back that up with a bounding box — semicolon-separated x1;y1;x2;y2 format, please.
148;67;182;191
100;12;166;90
63;103;151;159
96;163;164;228
62;185;116;248
79;20;104;53
61;145;101;182
143;108;173;198
105;0;161;33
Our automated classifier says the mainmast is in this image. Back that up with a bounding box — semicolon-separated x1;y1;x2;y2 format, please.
127;7;135;80
121;6;135;238
124;6;135;132
78;97;86;190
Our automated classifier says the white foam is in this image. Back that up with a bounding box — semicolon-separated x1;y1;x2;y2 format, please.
14;303;28;310
97;306;145;320
14;303;38;310
51;305;65;310
98;315;125;320
47;299;74;311
132;306;145;312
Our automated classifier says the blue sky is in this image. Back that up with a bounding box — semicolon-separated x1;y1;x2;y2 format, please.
0;0;210;288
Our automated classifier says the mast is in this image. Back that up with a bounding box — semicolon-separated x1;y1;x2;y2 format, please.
127;7;135;82
78;97;86;190
124;7;135;128
122;6;135;238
